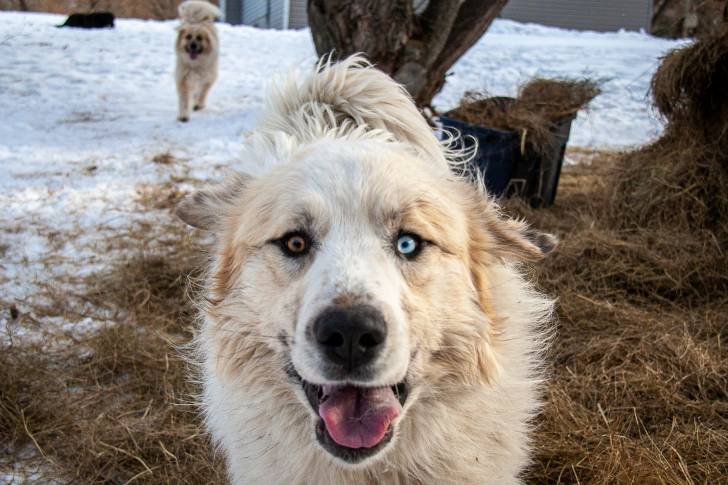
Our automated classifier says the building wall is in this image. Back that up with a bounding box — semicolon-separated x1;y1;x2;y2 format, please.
223;0;654;32
501;0;652;32
269;0;285;28
222;0;242;24
288;0;307;29
242;0;266;27
241;0;285;28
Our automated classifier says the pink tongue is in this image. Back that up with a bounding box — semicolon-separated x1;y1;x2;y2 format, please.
319;386;402;449
190;52;198;59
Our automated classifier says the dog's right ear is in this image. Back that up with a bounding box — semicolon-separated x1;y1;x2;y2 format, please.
176;173;250;230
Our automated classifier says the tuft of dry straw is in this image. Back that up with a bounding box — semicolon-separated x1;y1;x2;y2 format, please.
517;78;601;121
651;25;728;152
446;78;600;158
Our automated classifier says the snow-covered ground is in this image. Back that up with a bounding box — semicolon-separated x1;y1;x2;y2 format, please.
0;12;685;341
437;21;686;147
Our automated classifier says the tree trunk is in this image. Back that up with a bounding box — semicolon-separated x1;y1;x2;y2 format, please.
307;0;508;107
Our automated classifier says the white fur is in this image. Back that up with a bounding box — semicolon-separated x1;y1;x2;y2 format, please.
180;56;555;485
178;0;221;24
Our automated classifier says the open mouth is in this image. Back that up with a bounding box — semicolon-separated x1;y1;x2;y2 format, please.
299;377;408;463
186;47;202;59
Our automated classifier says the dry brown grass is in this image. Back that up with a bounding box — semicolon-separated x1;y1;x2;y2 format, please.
505;159;728;484
518;31;728;479
651;26;728;150
0;220;226;483
152;152;177;166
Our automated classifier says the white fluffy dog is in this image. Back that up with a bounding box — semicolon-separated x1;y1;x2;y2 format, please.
175;0;220;122
178;56;556;484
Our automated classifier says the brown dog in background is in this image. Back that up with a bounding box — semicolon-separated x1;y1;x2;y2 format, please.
175;1;220;122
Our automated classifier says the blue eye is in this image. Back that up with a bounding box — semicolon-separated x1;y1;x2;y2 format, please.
396;233;421;258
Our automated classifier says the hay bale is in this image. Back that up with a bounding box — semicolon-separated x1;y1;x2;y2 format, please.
651;25;728;151
446;79;600;158
517;78;601;121
606;25;728;302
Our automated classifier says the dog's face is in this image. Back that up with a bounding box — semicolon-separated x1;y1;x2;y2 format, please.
176;25;213;60
179;139;553;466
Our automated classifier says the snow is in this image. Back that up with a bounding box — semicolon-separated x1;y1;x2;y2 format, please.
437;20;687;147
0;12;686;340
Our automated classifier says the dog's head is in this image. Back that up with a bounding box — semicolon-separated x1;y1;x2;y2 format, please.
176;24;214;60
178;135;555;465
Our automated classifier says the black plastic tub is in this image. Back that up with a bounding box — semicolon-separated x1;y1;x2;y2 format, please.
514;114;575;208
439;116;521;195
440;100;575;208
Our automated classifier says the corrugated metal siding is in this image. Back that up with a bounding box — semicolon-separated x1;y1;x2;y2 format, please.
501;0;652;32
269;0;286;29
288;0;308;29
223;0;243;24
242;0;286;28
239;0;651;32
242;0;268;27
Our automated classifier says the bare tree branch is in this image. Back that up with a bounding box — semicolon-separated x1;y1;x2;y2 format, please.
417;0;508;105
307;0;507;106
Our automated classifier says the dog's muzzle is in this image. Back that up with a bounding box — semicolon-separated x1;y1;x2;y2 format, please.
289;304;409;462
186;42;203;59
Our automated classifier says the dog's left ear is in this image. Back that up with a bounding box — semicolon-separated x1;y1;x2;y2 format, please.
486;217;557;262
177;173;250;230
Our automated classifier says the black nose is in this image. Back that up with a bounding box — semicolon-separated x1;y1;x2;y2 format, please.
313;305;387;372
190;42;198;50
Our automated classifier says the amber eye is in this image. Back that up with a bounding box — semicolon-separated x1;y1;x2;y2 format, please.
279;232;311;258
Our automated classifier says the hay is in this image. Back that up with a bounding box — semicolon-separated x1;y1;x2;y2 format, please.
607;25;728;303
1;324;224;483
517;78;602;121
0;223;226;483
446;78;600;158
515;31;728;479
503;158;728;484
